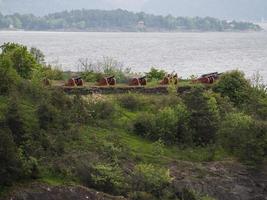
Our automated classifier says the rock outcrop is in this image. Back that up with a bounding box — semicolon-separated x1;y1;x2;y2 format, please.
4;183;126;200
170;161;267;200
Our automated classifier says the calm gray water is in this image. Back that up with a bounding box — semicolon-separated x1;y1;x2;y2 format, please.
0;31;267;81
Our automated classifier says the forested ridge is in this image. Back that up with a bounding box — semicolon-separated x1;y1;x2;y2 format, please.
0;9;262;32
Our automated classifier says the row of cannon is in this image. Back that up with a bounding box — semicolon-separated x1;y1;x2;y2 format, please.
43;72;221;87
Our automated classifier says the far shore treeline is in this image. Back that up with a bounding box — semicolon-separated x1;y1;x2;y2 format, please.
0;9;262;32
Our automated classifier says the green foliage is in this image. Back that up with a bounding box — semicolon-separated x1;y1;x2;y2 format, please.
218;113;267;165
131;164;172;197
81;71;103;82
0;55;20;94
146;67;166;81
133;103;191;145
0;128;23;186
88;99;117;120
129;191;156;200
78;163;126;195
117;93;145;111
151;139;165;158
213;70;251;106
1;41;267;198
41;65;64;80
0;43;40;79
133;112;155;137
183;88;220;145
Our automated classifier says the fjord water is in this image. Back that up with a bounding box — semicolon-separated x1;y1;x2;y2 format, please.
1;31;267;82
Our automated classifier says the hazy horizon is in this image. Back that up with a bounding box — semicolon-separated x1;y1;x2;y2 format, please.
1;0;267;21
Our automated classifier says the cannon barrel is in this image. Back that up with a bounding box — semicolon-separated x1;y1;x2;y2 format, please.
201;72;219;78
139;76;147;80
107;75;115;79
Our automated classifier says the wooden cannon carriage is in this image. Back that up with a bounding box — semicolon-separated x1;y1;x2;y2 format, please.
160;73;178;85
129;76;147;86
43;78;51;86
98;76;116;86
65;77;84;87
193;72;221;84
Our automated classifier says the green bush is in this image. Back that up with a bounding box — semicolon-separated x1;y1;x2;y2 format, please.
213;70;251;106
0;128;23;186
0;43;40;79
133;104;191;145
81;71;103;82
152;107;180;143
90;100;117;120
41;65;64;80
218;113;267;165
128;191;156;200
117;93;145;111
78;163;126;195
133;112;155;138
0;55;20;94
131;164;172;197
183;88;220;145
146;67;166;81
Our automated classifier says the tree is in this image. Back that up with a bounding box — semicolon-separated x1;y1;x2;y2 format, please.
0;55;20;94
213;70;251;106
146;67;166;81
0;43;40;79
184;88;220;145
0;127;23;185
218;113;267;165
30;47;45;65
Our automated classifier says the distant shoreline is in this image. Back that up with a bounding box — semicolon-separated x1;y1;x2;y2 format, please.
0;9;262;32
0;29;263;33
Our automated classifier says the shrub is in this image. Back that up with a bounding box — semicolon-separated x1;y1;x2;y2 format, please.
6;100;27;145
128;191;156;200
78;163;126;195
133;112;156;138
151;139;165;158
41;65;64;80
0;55;20;94
213;70;251;106
133;104;191;145
91;100;116;120
0;128;23;186
218;113;267;165
117;93;145;111
146;67;166;81
81;71;103;82
183;88;220;145
131;164;172;197
152;107;180;143
37;103;57;130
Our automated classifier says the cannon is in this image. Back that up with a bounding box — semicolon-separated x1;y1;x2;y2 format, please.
65;77;84;87
129;76;147;86
65;78;76;87
193;72;222;84
43;78;51;86
98;76;116;86
160;73;178;85
74;77;84;86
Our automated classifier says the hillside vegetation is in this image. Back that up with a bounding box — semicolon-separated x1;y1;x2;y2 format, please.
0;9;262;32
0;43;266;200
